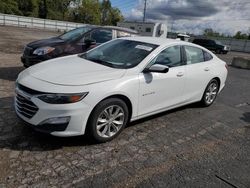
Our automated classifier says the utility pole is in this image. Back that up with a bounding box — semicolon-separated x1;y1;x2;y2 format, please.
143;0;147;22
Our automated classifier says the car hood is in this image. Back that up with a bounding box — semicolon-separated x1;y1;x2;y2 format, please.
26;55;126;86
27;37;65;48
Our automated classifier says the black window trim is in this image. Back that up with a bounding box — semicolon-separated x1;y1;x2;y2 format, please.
183;45;210;65
88;28;113;44
203;50;213;61
143;44;186;71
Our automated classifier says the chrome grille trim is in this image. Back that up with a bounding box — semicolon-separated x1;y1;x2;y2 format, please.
15;87;38;119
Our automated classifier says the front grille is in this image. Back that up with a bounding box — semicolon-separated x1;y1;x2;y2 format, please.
15;93;38;119
23;46;33;56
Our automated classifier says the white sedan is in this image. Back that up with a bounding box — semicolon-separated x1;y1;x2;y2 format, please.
15;37;228;142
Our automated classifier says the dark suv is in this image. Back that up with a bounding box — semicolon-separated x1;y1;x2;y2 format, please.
21;26;138;67
192;39;230;54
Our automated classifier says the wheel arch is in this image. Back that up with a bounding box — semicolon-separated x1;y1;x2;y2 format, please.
87;94;133;125
212;77;221;90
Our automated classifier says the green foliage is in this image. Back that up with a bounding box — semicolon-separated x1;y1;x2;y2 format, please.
68;0;101;24
100;0;123;25
38;0;47;18
109;8;124;26
0;0;21;15
234;31;249;40
203;28;222;37
17;0;37;16
203;28;250;40
0;0;124;26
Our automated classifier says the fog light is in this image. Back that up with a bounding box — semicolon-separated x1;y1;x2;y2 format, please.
39;116;71;125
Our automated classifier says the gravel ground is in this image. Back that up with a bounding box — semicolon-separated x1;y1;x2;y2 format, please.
0;26;250;188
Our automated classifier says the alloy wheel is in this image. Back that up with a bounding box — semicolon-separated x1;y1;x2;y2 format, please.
96;105;125;138
205;82;218;104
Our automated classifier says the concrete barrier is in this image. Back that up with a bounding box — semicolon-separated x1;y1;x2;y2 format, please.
231;57;250;69
0;13;85;31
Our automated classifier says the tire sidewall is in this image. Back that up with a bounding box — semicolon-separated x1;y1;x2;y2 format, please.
202;79;219;106
87;98;129;143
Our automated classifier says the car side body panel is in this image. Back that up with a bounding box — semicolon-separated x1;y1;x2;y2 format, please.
16;37;228;137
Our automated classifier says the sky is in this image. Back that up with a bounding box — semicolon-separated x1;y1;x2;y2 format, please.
110;0;250;36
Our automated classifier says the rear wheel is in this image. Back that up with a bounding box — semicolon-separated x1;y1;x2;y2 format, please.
200;79;219;107
216;49;221;54
87;98;129;143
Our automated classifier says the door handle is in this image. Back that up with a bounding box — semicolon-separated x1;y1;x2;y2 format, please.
176;72;184;77
204;67;210;71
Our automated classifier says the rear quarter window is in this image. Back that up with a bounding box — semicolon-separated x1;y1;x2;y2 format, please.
117;31;131;38
184;46;204;64
203;50;213;61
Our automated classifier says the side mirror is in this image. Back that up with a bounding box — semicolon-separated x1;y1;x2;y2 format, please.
143;64;169;73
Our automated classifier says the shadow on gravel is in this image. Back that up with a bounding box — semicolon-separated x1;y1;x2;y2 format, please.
241;112;250;124
0;66;24;81
0;95;204;152
129;102;202;126
0;96;96;152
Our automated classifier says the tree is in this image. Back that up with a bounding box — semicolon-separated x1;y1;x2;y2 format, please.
79;0;101;24
101;0;111;25
234;31;248;39
45;0;71;20
0;0;124;25
203;28;214;36
110;8;124;25
17;0;36;16
100;0;123;25
0;0;21;15
38;0;47;19
203;28;221;37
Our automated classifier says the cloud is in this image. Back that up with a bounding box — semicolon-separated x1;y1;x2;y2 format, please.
124;0;250;35
146;0;219;19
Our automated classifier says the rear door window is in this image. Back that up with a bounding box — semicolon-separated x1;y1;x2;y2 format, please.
151;45;183;67
203;50;213;61
90;29;112;43
117;31;132;38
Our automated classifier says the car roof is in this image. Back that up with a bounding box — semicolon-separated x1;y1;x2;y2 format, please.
77;25;138;34
120;36;189;46
100;26;138;34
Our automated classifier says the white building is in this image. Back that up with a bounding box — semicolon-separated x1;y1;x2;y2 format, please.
117;22;167;38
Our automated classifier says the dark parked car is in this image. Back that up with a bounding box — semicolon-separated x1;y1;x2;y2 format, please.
21;25;138;67
192;38;230;54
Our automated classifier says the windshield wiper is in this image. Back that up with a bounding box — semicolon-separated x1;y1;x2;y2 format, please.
87;58;117;68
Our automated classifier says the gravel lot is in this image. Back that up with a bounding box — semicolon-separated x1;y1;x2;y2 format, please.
0;26;250;188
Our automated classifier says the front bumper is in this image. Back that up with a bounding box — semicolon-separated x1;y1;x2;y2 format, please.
14;92;92;137
21;55;50;67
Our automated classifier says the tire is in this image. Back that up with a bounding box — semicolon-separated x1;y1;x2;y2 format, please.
86;98;129;143
200;79;219;107
216;49;221;54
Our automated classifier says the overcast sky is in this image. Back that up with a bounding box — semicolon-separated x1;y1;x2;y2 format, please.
110;0;250;35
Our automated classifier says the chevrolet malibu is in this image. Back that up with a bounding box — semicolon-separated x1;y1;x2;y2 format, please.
15;37;228;142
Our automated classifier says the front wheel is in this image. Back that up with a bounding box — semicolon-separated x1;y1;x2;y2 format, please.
87;98;129;143
200;79;219;107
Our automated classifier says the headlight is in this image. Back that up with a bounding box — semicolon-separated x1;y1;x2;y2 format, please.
33;46;55;56
37;93;88;104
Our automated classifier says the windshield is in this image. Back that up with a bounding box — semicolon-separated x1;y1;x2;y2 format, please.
59;26;93;41
80;39;158;69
